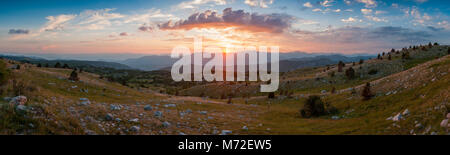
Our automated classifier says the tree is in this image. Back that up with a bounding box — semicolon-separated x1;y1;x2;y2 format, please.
338;61;344;72
331;87;336;94
388;53;392;60
268;92;275;99
434;42;439;46
362;82;373;100
300;96;325;118
54;62;61;68
68;69;80;81
448;48;450;55
329;71;335;77
359;59;364;64
45;63;49;67
377;54;381;59
428;42;432;48
16;64;21;70
390;48;395;53
62;63;69;69
345;67;355;79
37;63;42;67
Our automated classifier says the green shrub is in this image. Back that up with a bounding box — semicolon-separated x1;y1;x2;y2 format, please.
300;96;325;118
0;61;10;86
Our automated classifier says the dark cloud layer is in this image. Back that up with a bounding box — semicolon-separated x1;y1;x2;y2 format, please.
159;8;295;33
8;29;30;34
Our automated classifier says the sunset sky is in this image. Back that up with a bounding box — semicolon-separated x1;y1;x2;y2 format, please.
1;0;449;58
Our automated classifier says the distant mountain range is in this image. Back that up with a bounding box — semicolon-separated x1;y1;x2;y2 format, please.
0;55;131;70
120;52;374;72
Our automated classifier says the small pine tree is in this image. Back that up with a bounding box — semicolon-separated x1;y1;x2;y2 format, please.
16;64;21;70
359;59;364;64
68;69;80;81
338;61;344;72
428;42;432;48
390;48;395;53
45;63;49;67
362;82;373;100
448;48;450;55
37;63;42;67
54;62;61;68
345;67;355;79
300;96;325;118
79;68;83;73
434;42;439;46
377;54;381;59
227;97;232;104
388;53;392;60
331;87;336;94
329;71;335;77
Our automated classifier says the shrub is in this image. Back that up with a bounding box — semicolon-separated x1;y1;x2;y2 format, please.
268;92;275;99
368;69;378;75
54;62;61;68
37;63;42;67
345;67;355;79
362;82;374;100
16;64;21;70
359;59;364;64
45;63;49;67
62;64;70;69
68;69;80;81
300;96;325;118
329;71;335;77
0;61;10;86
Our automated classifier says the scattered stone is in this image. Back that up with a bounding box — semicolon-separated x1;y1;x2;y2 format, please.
154;111;163;117
105;113;114;121
415;123;423;129
242;126;248;131
9;96;27;105
331;116;340;120
447;113;450;119
162;121;171;128
386;116;393;121
321;90;327;94
110;104;121;111
430;132;437;135
186;109;192;113
164;104;176;108
144;105;153;111
15;105;28;113
199;111;208;115
440;119;448;128
402;109;410;116
129;118;139;123
130;126;140;132
115;118;121;122
392;113;403;121
221;130;232;135
84;129;97;135
79;98;90;106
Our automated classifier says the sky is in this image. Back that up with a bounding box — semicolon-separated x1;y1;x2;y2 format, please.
1;0;449;59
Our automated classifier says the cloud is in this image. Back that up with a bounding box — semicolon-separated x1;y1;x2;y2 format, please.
361;9;372;15
405;6;432;25
244;0;274;8
138;24;155;32
303;2;313;8
177;0;228;9
364;15;387;22
356;0;377;8
123;9;176;24
370;26;432;42
159;8;295;33
119;32;128;36
320;0;333;7
341;17;361;23
40;14;76;32
414;0;428;3
8;29;30;35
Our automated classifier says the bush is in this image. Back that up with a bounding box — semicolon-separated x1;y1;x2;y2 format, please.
300;96;325;118
68;69;80;81
0;61;10;86
54;62;61;68
362;82;373;100
368;69;378;75
268;92;275;99
345;67;355;79
37;63;42;67
359;59;364;64
329;71;335;77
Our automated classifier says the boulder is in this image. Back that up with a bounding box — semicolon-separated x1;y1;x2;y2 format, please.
221;130;232;135
392;113;402;121
441;119;448;128
242;126;248;131
9;96;27;105
105;113;114;121
162;121;171;128
402;109;410;115
144;105;153;111
130;126;140;132
154;111;163;117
